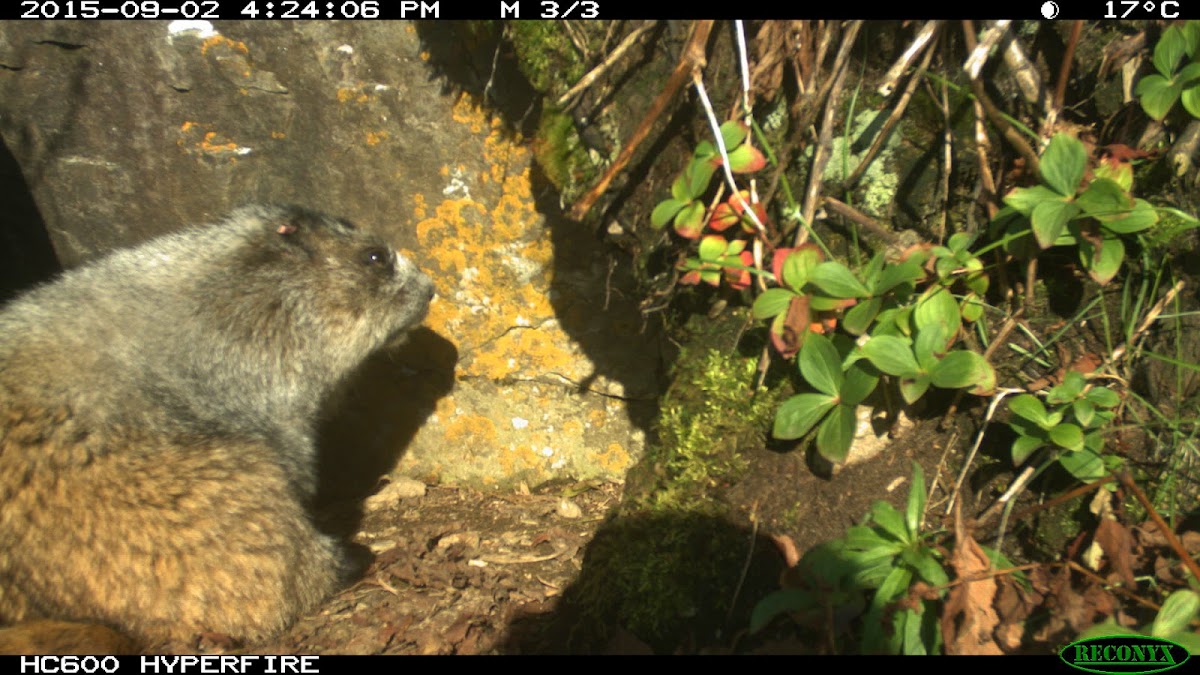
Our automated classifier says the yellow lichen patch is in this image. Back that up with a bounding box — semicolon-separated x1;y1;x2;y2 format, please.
200;35;249;56
365;131;389;146
500;445;541;474
443;414;497;447
271;131;286;139
411;96;589;384
586;409;607;429
596;442;632;474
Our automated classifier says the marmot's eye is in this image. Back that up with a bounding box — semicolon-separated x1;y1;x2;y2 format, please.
361;247;391;267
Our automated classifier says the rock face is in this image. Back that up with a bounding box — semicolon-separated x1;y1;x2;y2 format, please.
0;20;659;489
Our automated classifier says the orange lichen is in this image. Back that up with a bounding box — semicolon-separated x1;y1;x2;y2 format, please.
365;131;389;146
443;414;497;446
596;442;632;474
499;445;542;474
200;35;249;56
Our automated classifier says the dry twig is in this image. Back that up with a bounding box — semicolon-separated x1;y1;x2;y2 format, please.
569;20;714;221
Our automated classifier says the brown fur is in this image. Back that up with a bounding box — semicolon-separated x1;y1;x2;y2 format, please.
0;205;434;652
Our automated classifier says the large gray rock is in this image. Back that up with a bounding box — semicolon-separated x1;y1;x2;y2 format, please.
0;20;658;490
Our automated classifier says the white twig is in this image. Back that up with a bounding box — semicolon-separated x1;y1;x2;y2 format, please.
734;20;752;117
945;387;1026;516
878;20;940;97
963;20;1011;80
692;73;767;235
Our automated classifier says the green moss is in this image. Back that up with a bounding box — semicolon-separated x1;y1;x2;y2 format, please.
550;311;785;649
534;105;595;202
506;21;585;95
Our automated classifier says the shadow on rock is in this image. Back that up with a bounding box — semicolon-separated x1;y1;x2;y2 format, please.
0;134;60;302
314;326;457;535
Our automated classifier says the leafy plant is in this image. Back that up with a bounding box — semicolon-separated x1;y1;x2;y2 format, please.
1135;21;1200;121
1005;371;1124;483
651;120;766;239
751;463;948;654
1079;589;1200;654
772;331;879;462
752;245;865;358
995;134;1159;284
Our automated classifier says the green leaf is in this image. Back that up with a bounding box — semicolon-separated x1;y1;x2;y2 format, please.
752;288;797;320
877;259;925;294
845;524;903;553
727;144;767;173
1152;590;1200;638
899;375;931;405
809;261;870;298
862;335;920;377
1048;370;1086;403
1080;234;1125;286
749;589;810;634
816;404;858;463
682;158;717;199
1154;25;1188;77
871;501;909;543
1009;394;1050;425
1058;447;1106;483
1012;434;1044;464
899;607;925;655
1076;178;1134;222
1031;199;1081;249
913;286;961;339
800;332;844;397
718;120;749;151
1040;134;1088;197
698;235;727;261
1102;198;1158;234
906;548;950;588
673;200;707;239
780;246;822;291
1137;74;1181;121
930;350;992;390
773;393;837;440
905;462;926;539
1004;185;1063;216
1049;423;1084;451
843;297;882;336
1183;81;1200;118
960;293;985;322
841;361;880;406
1085;387;1120;408
914;322;950;371
1179;61;1200;86
1073;399;1096;428
651;198;687;229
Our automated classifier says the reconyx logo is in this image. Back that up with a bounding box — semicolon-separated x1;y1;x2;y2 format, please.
1060;635;1190;674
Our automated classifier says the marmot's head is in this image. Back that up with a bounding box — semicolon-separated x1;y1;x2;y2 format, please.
206;204;435;376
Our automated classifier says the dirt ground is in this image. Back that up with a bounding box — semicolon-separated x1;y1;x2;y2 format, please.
151;409;962;656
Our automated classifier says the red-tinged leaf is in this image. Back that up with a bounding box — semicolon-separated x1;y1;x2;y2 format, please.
701;269;722;286
770;295;811;359
698;234;727;261
680;269;702;285
719;120;750;150
775;244;824;291
709;202;739;231
728;144;768;173
724;251;754;290
673;200;707;239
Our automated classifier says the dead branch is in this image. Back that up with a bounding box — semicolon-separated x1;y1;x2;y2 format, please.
569;20;714;221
